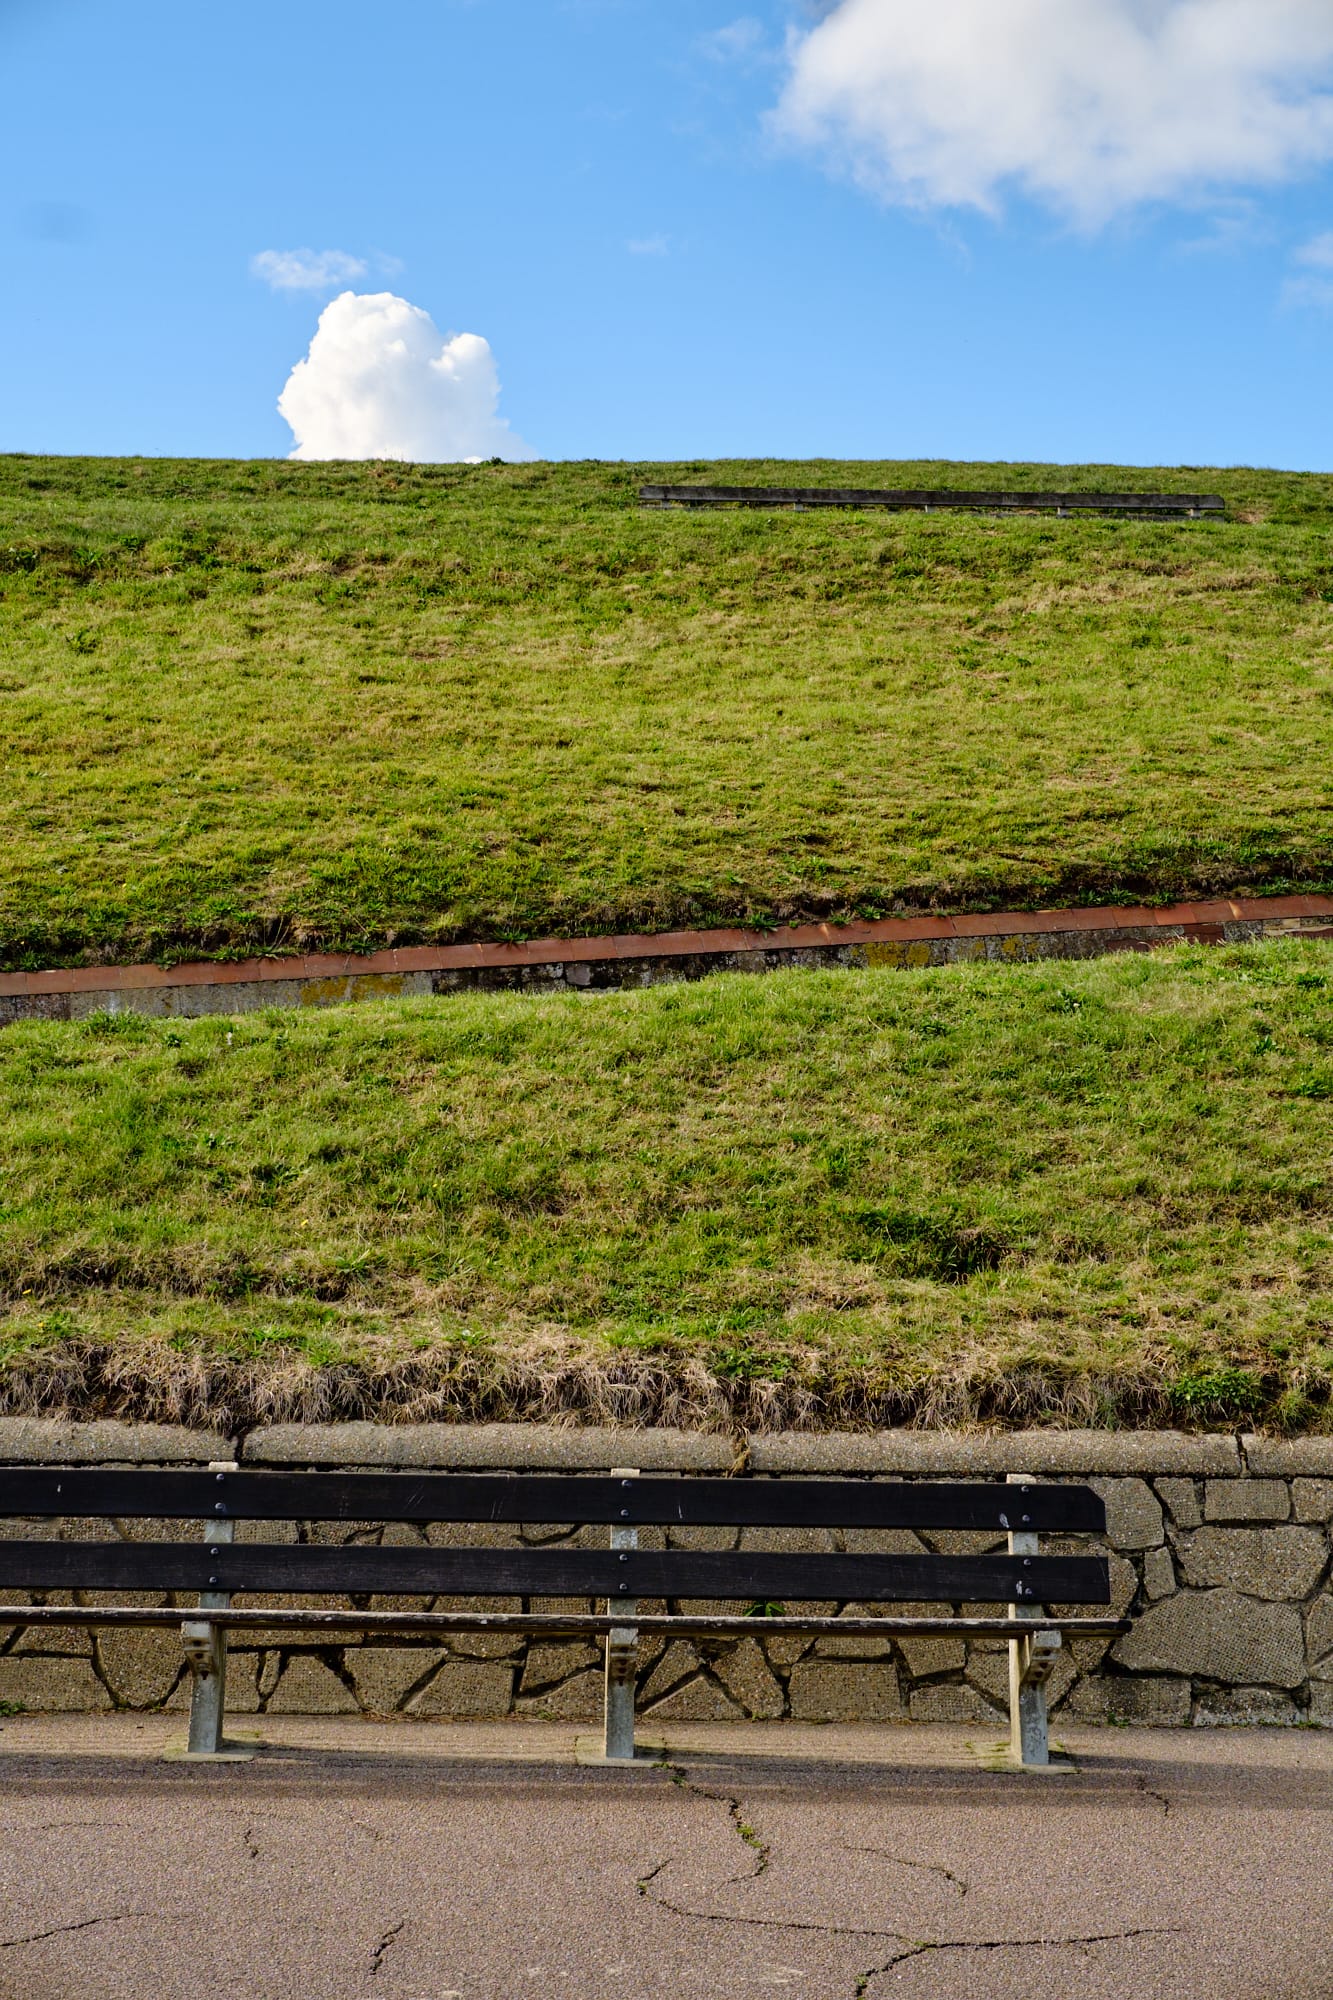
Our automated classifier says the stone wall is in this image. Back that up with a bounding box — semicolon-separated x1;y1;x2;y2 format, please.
4;898;1331;1026
1;1421;1330;1729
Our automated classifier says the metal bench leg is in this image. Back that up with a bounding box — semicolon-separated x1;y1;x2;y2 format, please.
604;1468;639;1762
183;1616;228;1753
182;1459;236;1757
1006;1472;1053;1768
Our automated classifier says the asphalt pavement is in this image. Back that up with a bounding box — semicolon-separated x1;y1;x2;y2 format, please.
1;1715;1330;2000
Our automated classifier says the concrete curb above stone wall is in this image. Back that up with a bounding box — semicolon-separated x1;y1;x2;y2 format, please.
2;1421;1330;1731
4;894;1332;1025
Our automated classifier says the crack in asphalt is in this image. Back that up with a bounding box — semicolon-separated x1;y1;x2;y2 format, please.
653;1755;771;1884
840;1847;968;1898
854;1926;1182;1997
370;1917;406;1976
0;1911;147;1951
1135;1774;1173;1818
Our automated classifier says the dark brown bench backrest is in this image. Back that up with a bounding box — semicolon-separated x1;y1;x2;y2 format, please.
0;1469;1111;1608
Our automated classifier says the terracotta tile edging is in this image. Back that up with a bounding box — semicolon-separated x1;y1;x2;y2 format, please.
1;892;1331;1003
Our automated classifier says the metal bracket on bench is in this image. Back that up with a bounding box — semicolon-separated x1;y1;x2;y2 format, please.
182;1460;236;1757
603;1469;639;1762
1006;1473;1056;1769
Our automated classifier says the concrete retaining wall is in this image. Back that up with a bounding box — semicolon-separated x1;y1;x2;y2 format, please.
2;1422;1330;1730
4;896;1332;1025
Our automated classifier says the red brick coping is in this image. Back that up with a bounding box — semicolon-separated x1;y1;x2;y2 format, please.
3;893;1332;1022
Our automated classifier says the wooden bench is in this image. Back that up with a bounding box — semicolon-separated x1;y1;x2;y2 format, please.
639;483;1226;518
0;1463;1127;1768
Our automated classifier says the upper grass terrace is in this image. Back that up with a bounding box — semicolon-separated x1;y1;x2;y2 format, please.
4;454;1333;971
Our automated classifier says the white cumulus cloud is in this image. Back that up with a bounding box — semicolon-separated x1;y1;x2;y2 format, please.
277;291;535;463
251;247;369;291
772;0;1333;225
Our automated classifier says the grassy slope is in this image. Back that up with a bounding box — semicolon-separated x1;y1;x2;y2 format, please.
3;946;1330;1430
4;454;1333;971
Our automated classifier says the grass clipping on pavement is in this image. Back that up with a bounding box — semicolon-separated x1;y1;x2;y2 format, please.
4;454;1333;970
3;945;1331;1432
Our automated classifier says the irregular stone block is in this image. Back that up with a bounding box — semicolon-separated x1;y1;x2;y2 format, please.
919;1530;1004;1556
1310;1684;1333;1726
1205;1480;1290;1523
1175;1527;1326;1599
1294;1480;1333;1525
788;1660;902;1721
749;1432;1241;1475
1306;1595;1333;1677
519;1642;601;1693
410;1661;515;1717
243;1423;731;1471
965;1644;1075;1714
517;1668;603;1719
96;1629;185;1706
638;1641;701;1704
1068;1676;1190;1726
440;1630;526;1658
1155;1479;1202;1529
11;1623;92;1656
897;1635;966;1677
1113;1589;1305;1687
348;1647;445;1713
841;1529;928;1556
666;1524;739;1552
0;1419;231;1464
1194;1687;1299;1727
0;1656;111;1711
1143;1547;1177;1600
642;1674;743;1721
760;1635;812;1668
266;1655;359;1713
1241;1438;1333;1478
738;1524;837;1554
909;1683;1002;1723
710;1638;784;1718
1090;1477;1164;1550
814;1634;894;1660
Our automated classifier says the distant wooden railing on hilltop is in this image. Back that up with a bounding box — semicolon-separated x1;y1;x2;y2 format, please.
639;483;1225;518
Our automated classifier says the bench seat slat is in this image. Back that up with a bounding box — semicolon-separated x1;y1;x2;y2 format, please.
0;1541;1111;1605
0;1471;1105;1534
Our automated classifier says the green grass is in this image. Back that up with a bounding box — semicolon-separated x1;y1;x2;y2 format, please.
3;945;1330;1430
5;454;1333;971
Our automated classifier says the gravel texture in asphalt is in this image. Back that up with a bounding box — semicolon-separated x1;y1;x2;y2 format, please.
0;1717;1329;1999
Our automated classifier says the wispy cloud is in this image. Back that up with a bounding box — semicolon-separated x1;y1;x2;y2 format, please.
251;248;369;292
772;0;1333;228
627;234;669;256
1282;229;1333;308
699;16;768;65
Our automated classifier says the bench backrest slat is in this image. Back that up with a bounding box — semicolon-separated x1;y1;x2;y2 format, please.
0;1470;1105;1535
0;1540;1111;1605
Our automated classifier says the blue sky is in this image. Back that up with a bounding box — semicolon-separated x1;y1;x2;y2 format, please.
5;0;1333;468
